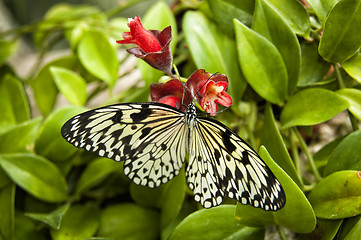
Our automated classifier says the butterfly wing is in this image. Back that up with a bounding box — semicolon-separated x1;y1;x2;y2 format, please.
187;117;286;211
61;103;189;188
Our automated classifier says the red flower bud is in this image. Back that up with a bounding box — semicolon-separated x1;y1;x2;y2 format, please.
117;16;173;74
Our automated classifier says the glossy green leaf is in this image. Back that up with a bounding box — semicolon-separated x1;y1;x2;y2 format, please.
260;103;302;186
169;205;264;240
308;170;361;219
207;0;253;35
14;210;48;240
235;147;316;233
0;167;11;189
0;117;42;153
299;218;342;240
184;12;247;101
299;42;331;86
26;204;70;229
234;19;287;104
98;203;160;240
0;74;30;133
78;30;118;87
0;184;15;240
183;12;227;75
0;153;67;203
51;204;99;240
50;66;87;106
31;56;78;116
0;40;19;66
265;0;310;35
75;157;125;196
342;53;361;83
280;88;349;128
324;129;361;175
306;0;340;23
253;0;301;94
336;88;361;121
338;216;361;240
35;105;86;162
160;168;186;229
319;0;361;62
314;136;344;175
130;183;163;208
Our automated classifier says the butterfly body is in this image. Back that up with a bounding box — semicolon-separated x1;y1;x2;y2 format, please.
62;102;285;210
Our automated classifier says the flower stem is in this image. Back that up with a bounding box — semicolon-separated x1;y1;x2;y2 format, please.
292;127;322;182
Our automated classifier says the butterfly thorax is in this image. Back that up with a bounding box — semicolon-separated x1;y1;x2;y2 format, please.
185;102;197;128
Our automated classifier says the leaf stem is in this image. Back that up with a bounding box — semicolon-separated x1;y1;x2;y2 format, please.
292;127;322;182
277;225;288;240
290;129;303;184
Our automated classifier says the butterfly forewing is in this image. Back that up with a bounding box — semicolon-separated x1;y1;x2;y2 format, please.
188;117;286;211
61;101;285;210
61;103;188;188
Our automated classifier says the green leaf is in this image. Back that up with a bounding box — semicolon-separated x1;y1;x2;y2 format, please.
31;56;78;116
139;1;178;86
308;170;361;219
0;117;42;154
336;88;361;121
50;66;87;106
0;74;30;133
78;30;118;87
0;40;19;66
14;210;48;240
314;136;345;175
338;216;361;240
207;0;253;35
234;19;287;104
306;0;340;23
253;0;301;94
342;53;361;83
235;147;316;233
260;103;302;186
184;11;247;103
98;203;160;240
75;157;125;197
319;0;361;62
299;218;342;240
0;184;15;240
159;168;186;229
35;105;86;162
50;204;100;240
280;88;349;128
169;205;264;240
299;42;331;86
25;204;70;230
324;129;361;175
0;153;67;203
265;0;310;35
183;12;227;75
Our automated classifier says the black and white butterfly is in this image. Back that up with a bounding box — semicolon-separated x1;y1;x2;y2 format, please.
61;101;286;210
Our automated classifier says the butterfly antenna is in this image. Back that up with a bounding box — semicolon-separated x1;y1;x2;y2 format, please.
193;73;218;101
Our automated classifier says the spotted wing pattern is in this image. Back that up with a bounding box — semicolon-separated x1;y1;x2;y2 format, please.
187;117;286;211
61;103;188;188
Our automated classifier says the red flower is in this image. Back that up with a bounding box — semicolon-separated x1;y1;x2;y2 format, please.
116;16;173;75
150;70;232;116
186;69;232;115
150;79;191;111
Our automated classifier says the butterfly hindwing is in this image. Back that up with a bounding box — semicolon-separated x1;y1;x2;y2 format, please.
188;117;286;211
61;103;188;188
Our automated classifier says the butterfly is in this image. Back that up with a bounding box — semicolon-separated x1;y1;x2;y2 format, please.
61;101;286;210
